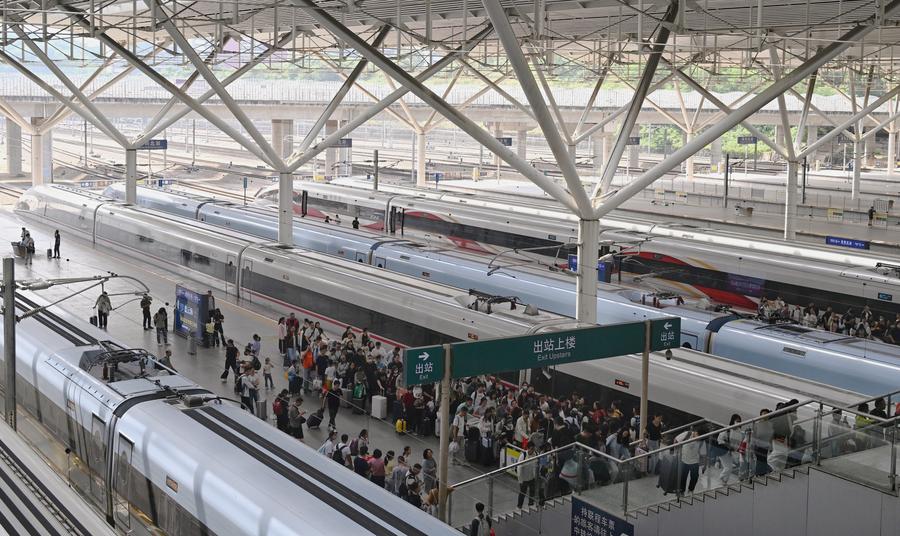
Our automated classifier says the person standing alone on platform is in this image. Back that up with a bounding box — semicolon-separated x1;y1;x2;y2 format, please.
140;294;153;330
869;205;876;227
53;230;61;259
94;291;112;329
21;232;34;266
154;307;168;345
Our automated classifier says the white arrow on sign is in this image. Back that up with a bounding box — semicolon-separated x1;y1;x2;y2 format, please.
664;322;672;330
418;352;430;361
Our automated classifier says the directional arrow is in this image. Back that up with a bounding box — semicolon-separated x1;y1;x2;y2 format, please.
664;322;672;330
418;352;430;361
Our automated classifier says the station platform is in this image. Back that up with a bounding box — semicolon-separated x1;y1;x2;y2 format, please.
0;205;512;525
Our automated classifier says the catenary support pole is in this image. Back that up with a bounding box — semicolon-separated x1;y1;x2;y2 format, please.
416;132;427;186
437;344;452;522
889;130;897;175
724;153;730;208
125;149;137;204
3;257;15;431
575;219;600;324
278;172;293;246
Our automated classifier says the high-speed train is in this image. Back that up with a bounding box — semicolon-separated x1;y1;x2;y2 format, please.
98;183;900;395
6;290;463;536
16;184;872;424
255;180;900;316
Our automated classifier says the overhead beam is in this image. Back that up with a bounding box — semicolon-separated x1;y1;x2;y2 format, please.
294;1;582;213
594;0;678;198
299;25;391;152
483;0;591;216
594;0;900;219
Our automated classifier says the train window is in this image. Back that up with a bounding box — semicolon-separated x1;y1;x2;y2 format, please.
114;435;133;528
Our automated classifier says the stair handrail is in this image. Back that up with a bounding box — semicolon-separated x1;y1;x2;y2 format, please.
628;417;714;448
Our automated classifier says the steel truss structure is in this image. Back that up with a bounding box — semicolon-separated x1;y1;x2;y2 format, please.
2;0;900;328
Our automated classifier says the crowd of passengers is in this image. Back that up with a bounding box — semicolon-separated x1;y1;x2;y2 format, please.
215;311;898;515
756;296;900;344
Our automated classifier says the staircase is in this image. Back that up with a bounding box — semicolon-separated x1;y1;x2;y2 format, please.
458;496;572;536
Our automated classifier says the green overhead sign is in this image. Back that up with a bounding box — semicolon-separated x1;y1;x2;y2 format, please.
403;317;680;386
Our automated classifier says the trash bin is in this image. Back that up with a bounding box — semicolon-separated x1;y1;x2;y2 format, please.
10;242;25;258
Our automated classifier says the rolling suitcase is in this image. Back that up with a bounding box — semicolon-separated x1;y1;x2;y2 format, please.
465;427;481;462
89;315;98;326
341;389;352;409
351;397;365;415
478;435;496;465
255;399;268;421
371;395;387;419
421;415;435;437
656;455;680;495
46;248;52;259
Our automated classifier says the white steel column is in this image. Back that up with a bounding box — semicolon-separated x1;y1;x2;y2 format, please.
416;132;427;186
125;149;137;204
6;121;21;176
852;140;862;199
627;127;639;171
278;172;293;245
493;124;502;166
784;160;798;240
889;129;897;174
575;219;599;325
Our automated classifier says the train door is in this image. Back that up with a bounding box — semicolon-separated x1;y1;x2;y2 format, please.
225;254;237;295
301;191;309;216
113;434;133;531
375;256;386;269
389;207;397;234
64;385;92;501
355;252;368;264
88;413;107;505
241;258;254;303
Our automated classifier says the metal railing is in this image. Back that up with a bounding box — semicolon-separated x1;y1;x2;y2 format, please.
446;393;900;529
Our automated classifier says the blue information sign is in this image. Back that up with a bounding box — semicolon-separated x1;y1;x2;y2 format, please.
175;284;211;342
139;139;168;150
737;136;758;145
825;236;870;250
879;292;893;302
571;497;633;536
567;255;614;282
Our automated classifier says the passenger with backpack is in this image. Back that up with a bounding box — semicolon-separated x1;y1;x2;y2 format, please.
333;434;353;467
140;294;153;330
153;307;168;345
221;340;239;380
469;503;493;536
349;429;369;457
317;431;337;458
326;384;343;430
273;390;289;432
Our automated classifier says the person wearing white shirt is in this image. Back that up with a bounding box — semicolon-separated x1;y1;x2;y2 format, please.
675;427;704;494
318;431;337;458
514;413;530;445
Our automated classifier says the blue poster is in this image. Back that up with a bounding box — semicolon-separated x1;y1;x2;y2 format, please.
571;497;633;536
175;284;209;341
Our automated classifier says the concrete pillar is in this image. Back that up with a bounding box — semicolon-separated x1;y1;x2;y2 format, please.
806;126;820;170
516;129;527;159
125;149;137;204
6;120;21;176
784;160;798;240
864;136;874;167
575;218;599;325
278;172;293;245
30;117;52;184
493;124;502;166
325;120;337;179
852;140;862;200
710;137;723;172
30;132;43;186
685;131;695;179
592;134;603;178
271;119;294;160
888;129;897;175
416;131;427;187
627;127;639;171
